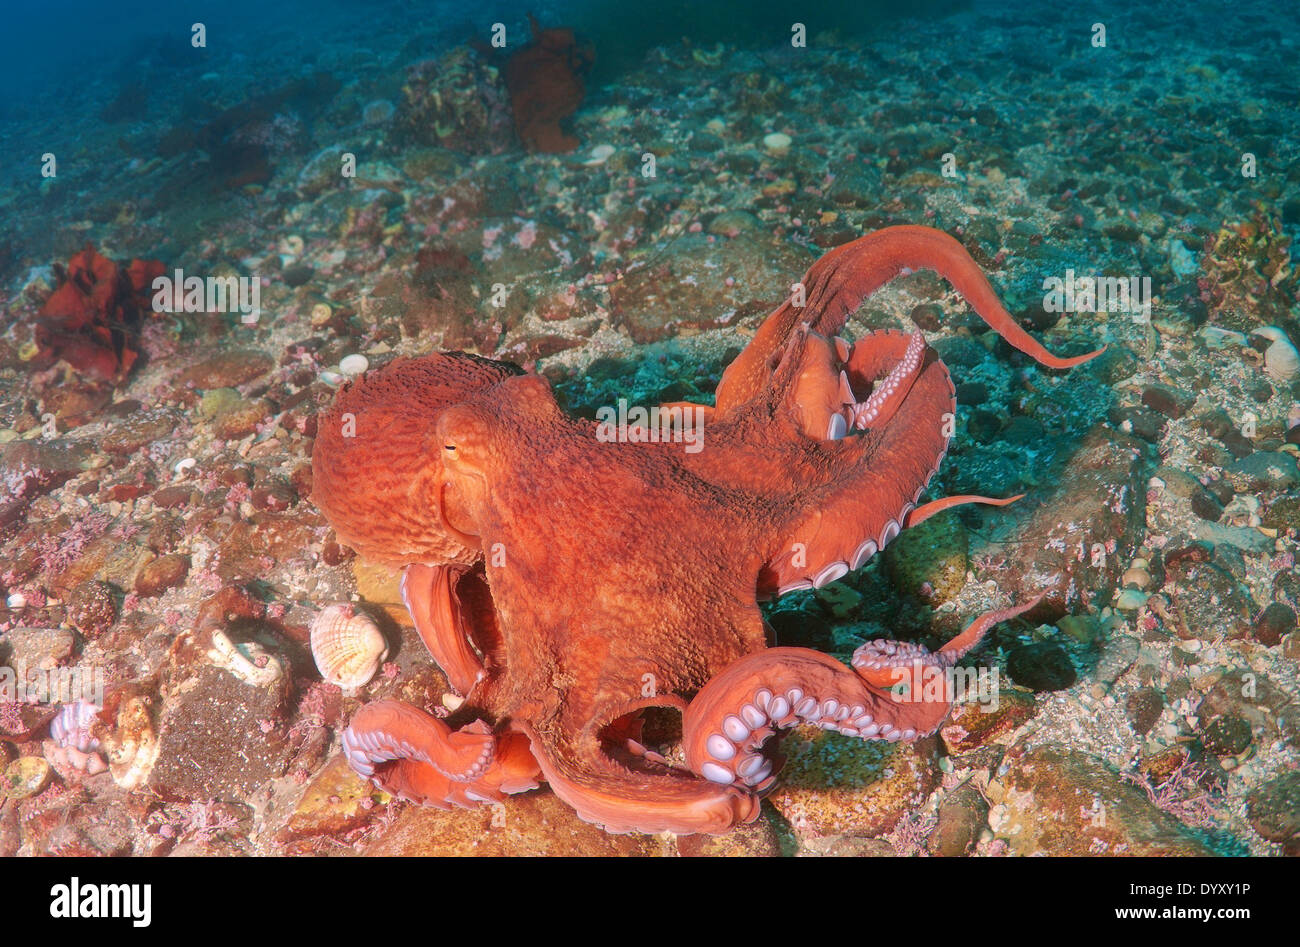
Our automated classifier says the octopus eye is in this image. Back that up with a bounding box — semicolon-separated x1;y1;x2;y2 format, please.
444;444;457;453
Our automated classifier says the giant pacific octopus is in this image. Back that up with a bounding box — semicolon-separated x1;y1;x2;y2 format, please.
34;244;165;383
311;225;1103;835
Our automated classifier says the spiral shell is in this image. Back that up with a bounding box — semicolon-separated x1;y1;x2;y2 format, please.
310;604;387;689
1254;326;1300;382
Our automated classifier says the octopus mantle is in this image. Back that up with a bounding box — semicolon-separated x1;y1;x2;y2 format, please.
311;225;1102;834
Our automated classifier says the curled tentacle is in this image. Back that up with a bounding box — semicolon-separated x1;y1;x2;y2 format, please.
516;721;760;835
342;701;541;808
716;224;1105;417
683;598;1039;790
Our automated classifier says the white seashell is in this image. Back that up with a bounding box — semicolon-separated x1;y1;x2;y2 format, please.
1253;326;1300;382
338;354;369;376
763;132;792;153
207;628;285;687
311;604;387;689
173;457;197;478
1198;325;1247;350
584;144;615;166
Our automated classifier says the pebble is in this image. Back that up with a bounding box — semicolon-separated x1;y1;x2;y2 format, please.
1245;771;1300;843
66;580;117;638
135;554;190;597
1114;588;1149;611
338;354;369;376
101;408;179;455
1140;383;1194;419
1056;614;1102;645
1125;687;1164;735
1091;635;1140;697
182;349;274;389
283;263;314;287
762;132;792;153
1254;602;1297;647
1121;566;1151;590
1;757;52;801
1201;714;1252;756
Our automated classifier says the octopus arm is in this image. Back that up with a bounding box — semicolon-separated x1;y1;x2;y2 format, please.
515;721;760;835
682;597;1041;789
715;224;1104;418
342;701;541;807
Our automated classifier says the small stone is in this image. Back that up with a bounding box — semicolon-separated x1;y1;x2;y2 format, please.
1261;494;1300;531
181;348;274;389
939;691;1037;753
584;143;615;165
1107;405;1165;443
199;387;243;419
762;132;792;153
767;730;938;838
706;210;762;237
1;757;52;801
1056;614;1102;645
101;407;180;454
283;263;313;287
1245;771;1300;843
1141;384;1194;419
135;554;190;597
1190;488;1224;521
928;785;988;856
276;754;376;848
1005;642;1076;692
1198;408;1235;439
1121;567;1151;590
1255;602;1297;647
1201;714;1252;756
1114;588;1149;611
1283;631;1300;660
151;485;195;509
1125;687;1164;735
1091;635;1140;697
361;99;395;126
212;397;270;440
910;303;944;331
66;580;117;638
362;791;663;856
